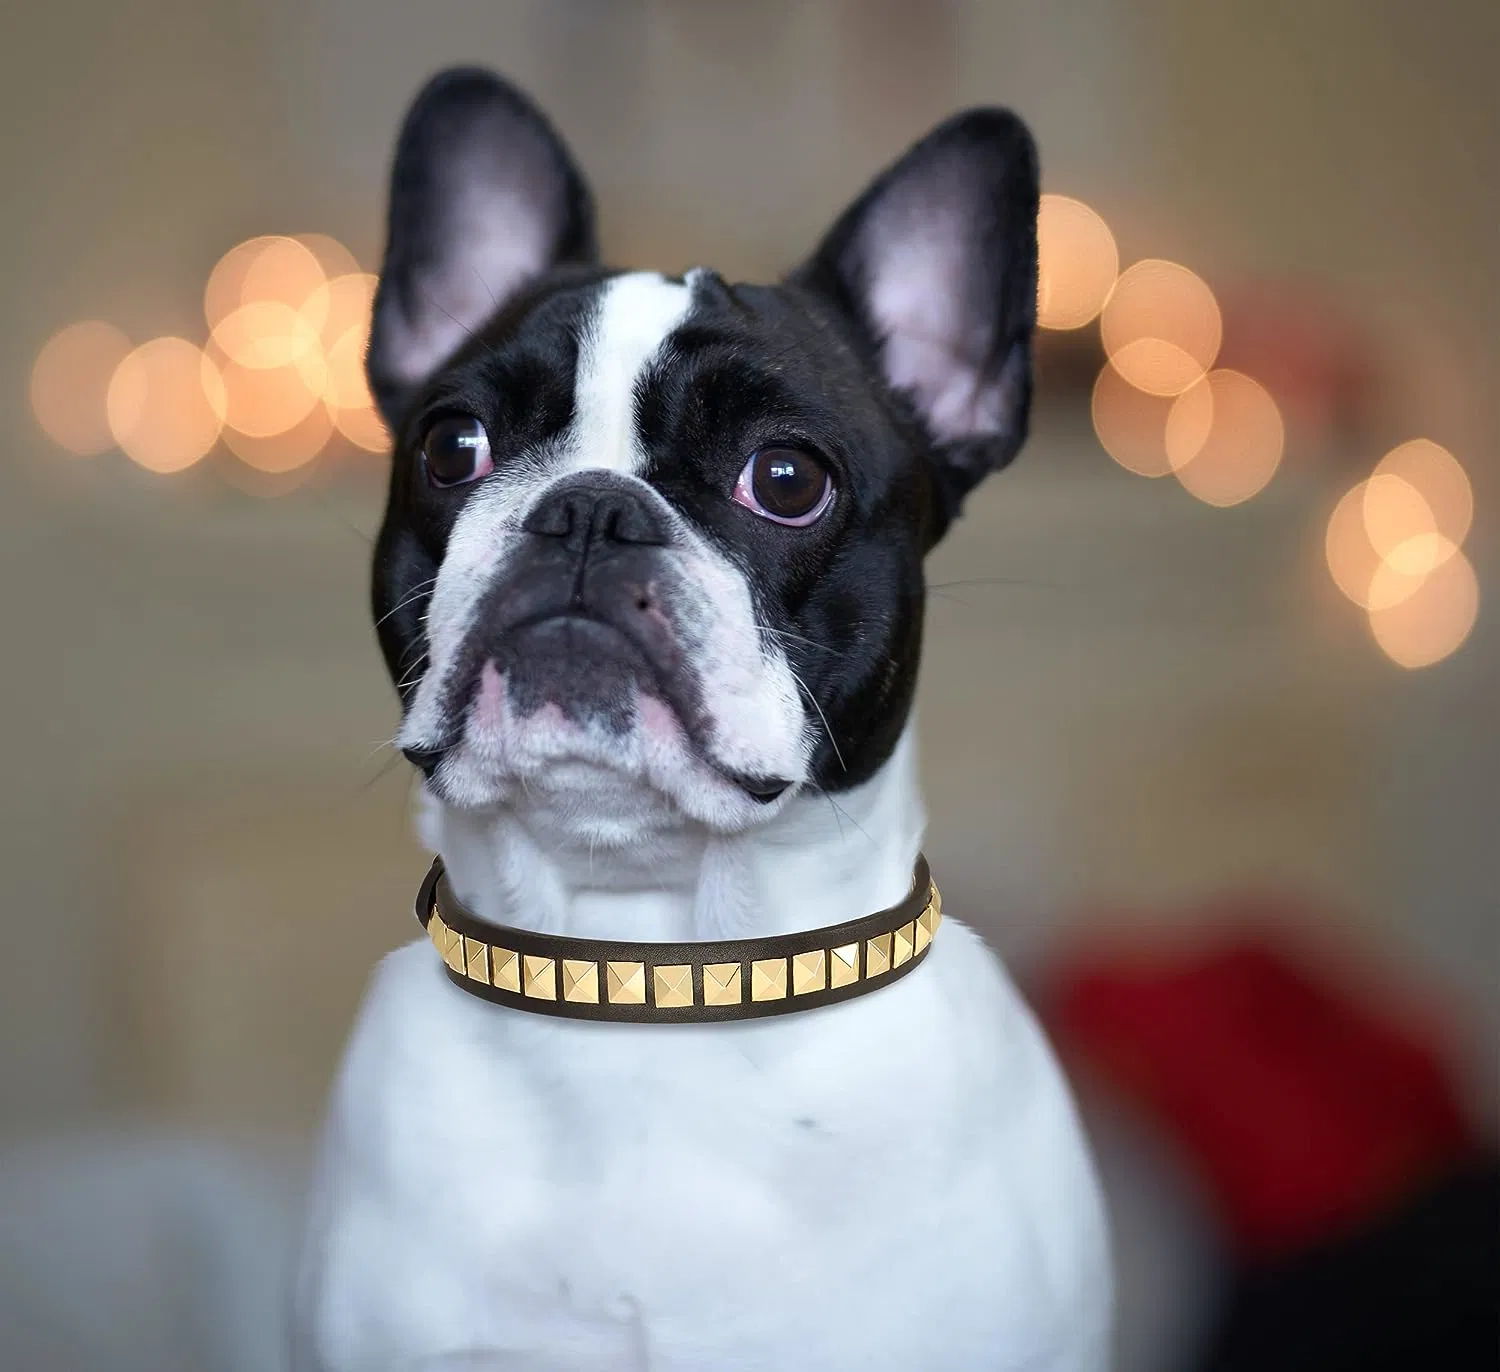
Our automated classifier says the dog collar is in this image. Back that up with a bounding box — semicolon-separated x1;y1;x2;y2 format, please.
416;855;940;1023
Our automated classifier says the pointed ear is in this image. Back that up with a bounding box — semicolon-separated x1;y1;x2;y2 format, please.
791;109;1039;524
366;67;597;428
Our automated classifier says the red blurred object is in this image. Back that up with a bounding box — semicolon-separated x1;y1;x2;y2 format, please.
1044;932;1478;1259
1215;280;1378;454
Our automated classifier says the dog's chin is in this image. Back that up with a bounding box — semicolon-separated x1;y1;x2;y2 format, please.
413;662;797;840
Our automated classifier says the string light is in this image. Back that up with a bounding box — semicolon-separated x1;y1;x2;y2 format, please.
1325;439;1479;668
106;338;226;473
1037;194;1119;330
1371;439;1472;548
1325;481;1388;609
1099;259;1222;396
1165;370;1284;507
1366;545;1479;669
1091;361;1177;477
30;321;132;456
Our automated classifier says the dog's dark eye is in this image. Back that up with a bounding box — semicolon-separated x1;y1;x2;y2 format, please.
421;415;493;488
733;448;833;526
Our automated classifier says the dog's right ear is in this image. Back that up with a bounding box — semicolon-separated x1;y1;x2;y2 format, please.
366;68;597;430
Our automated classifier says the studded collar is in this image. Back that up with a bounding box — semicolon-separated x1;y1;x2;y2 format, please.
416;854;941;1023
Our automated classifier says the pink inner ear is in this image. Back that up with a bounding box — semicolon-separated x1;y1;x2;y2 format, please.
382;182;552;387
863;202;1005;443
879;334;1006;441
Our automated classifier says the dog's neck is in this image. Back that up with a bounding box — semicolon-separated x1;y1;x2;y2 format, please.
420;726;925;943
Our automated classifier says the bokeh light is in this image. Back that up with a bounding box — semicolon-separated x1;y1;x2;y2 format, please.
201;238;386;470
1367;533;1462;611
304;272;378;351
1165;370;1284;506
1361;473;1438;560
212;300;323;370
221;400;334;473
311;273;388;453
33;232;378;487
217;352;327;440
1100;259;1222;396
106;338;226;473
1036;194;1118;330
30;321;133;456
295;233;363;284
1371;439;1472;548
1091;361;1177;477
1367;546;1479;669
206;235;326;332
1326;482;1383;608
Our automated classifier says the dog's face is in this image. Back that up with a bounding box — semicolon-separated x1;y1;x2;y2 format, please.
369;69;1038;841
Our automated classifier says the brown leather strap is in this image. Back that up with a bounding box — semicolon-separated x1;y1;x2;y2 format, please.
415;855;941;1024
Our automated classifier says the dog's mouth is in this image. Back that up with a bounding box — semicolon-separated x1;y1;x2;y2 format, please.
408;611;792;804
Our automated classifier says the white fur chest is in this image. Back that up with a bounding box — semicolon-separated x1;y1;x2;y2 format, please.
297;919;1111;1372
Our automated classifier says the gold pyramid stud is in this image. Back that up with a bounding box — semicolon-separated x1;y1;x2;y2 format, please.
792;949;826;995
654;963;693;1009
561;959;599;1004
914;907;933;955
892;921;916;968
429;912;449;953
606;961;646;1004
750;957;787;1001
491;947;520;993
702;961;742;1006
522;955;556;1000
465;938;490;984
930;882;943;929
865;932;892;977
444;931;467;975
829;942;860;987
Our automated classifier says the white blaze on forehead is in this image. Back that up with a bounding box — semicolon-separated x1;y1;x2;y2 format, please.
565;271;694;475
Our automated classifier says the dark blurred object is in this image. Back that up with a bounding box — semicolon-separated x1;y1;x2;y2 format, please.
1042;922;1495;1370
1197;1159;1499;1372
1045;930;1478;1258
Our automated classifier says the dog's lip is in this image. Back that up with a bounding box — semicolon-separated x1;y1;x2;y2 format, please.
414;612;796;803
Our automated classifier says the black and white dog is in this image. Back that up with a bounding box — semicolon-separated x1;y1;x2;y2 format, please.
296;68;1110;1372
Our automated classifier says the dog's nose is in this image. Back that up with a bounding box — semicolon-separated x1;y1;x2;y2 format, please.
523;479;669;553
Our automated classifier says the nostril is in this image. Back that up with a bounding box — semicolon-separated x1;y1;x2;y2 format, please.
522;492;579;540
635;593;651;612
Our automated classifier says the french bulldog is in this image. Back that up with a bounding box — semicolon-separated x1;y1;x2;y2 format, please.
295;66;1110;1372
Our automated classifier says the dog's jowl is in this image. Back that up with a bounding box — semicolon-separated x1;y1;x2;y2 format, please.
296;67;1111;1371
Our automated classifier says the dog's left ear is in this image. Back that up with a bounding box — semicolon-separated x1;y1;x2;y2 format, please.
367;67;598;429
791;109;1039;532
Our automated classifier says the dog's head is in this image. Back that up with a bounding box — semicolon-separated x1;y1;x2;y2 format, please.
370;68;1038;843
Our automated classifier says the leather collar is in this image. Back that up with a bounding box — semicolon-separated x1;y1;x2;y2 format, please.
416;855;940;1024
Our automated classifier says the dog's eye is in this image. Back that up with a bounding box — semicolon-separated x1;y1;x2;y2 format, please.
733;448;833;526
421;415;493;488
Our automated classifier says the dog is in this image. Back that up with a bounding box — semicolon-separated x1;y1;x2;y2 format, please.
295;67;1111;1372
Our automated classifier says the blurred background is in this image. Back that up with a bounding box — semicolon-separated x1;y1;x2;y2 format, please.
2;1;1496;1368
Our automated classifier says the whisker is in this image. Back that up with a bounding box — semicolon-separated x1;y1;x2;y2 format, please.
927;575;1071;592
807;781;876;848
395;659;428;692
361;736;401;764
307;489;378;546
789;668;846;774
354;750;408;793
755;623;841;655
422;286;498;362
375;578;439;630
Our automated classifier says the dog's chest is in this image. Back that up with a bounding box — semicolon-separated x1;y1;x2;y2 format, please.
302;934;1110;1370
